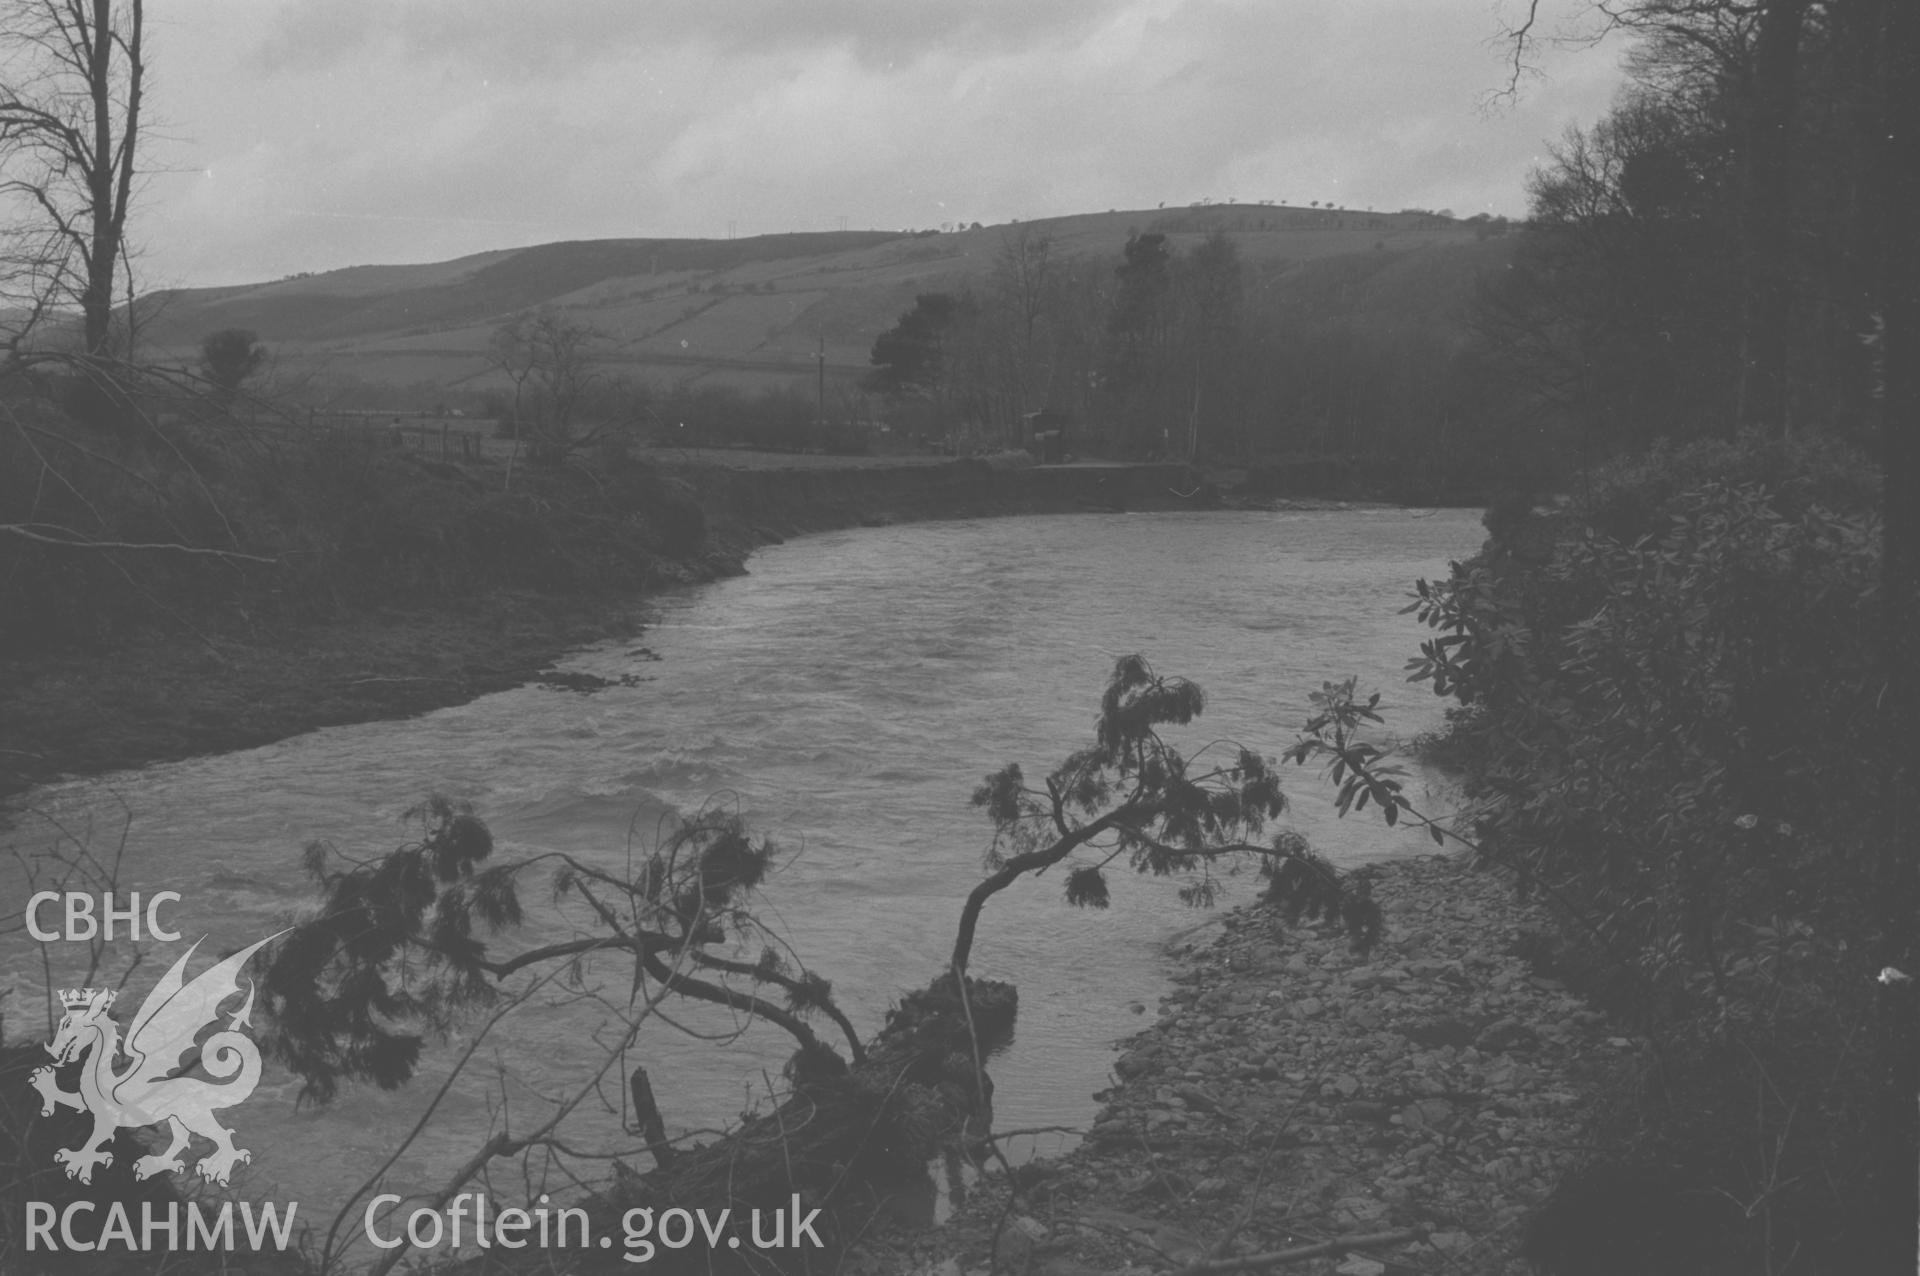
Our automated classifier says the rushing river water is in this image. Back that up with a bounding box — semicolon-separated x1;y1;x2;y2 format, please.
2;507;1481;1249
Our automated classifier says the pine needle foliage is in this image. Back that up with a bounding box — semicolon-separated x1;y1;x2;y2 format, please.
954;654;1380;974
263;798;863;1105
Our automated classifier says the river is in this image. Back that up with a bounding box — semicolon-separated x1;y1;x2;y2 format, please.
1;506;1482;1249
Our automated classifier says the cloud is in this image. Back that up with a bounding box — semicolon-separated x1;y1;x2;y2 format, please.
249;0;1119;78
135;0;1629;286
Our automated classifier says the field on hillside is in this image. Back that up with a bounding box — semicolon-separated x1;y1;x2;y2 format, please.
136;205;1498;395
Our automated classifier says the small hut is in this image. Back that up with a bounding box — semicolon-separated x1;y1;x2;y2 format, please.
1021;410;1070;463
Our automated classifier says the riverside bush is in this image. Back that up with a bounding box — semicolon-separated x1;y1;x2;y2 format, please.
1408;433;1889;1271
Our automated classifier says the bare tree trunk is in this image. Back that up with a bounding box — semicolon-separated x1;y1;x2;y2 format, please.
1;0;144;359
596;974;1009;1270
1737;0;1808;434
1867;0;1920;1260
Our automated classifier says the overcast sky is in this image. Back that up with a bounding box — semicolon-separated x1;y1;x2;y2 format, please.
136;1;1629;289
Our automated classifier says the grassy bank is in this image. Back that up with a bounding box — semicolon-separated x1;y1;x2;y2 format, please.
0;592;662;800
3;415;719;802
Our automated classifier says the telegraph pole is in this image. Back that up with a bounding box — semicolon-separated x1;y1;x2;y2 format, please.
816;332;826;425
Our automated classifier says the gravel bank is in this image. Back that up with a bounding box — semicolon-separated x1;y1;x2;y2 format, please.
901;853;1630;1276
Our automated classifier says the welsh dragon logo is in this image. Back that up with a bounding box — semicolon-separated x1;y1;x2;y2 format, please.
29;932;282;1187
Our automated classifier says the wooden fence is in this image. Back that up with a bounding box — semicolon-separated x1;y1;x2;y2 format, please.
302;411;494;462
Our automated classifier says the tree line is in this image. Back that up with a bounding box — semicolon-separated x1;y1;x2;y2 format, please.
863;222;1527;498
1478;0;1902;459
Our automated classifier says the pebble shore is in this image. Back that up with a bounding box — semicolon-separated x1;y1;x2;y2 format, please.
904;852;1632;1276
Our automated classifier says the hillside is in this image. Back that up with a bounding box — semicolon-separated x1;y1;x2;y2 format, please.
134;206;1504;397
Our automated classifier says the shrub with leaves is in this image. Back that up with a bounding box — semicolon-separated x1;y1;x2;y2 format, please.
1396;433;1892;1270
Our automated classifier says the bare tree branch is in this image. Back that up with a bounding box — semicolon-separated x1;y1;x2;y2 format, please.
1172;1228;1427;1274
1501;0;1549;100
0;522;276;562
